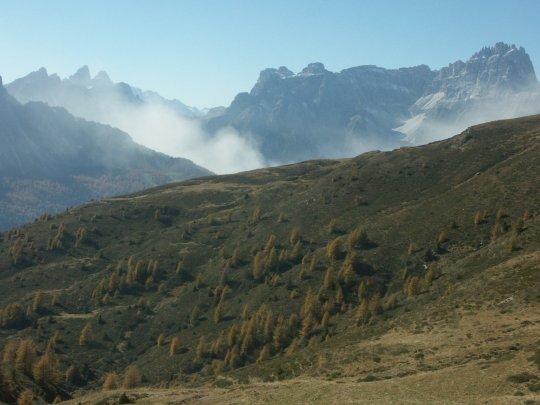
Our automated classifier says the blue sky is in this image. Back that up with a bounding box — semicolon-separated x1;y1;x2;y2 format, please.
1;0;539;108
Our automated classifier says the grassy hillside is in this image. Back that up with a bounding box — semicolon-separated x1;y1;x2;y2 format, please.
0;115;539;403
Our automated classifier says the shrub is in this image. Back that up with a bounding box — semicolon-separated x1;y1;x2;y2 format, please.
473;211;484;226
436;231;447;245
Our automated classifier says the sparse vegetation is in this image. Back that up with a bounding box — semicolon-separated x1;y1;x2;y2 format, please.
0;115;537;403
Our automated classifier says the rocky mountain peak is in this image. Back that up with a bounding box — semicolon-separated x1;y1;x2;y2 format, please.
277;66;294;77
434;42;537;93
69;65;91;86
93;70;113;87
299;62;329;76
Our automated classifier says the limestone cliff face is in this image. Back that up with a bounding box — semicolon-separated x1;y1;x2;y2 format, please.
206;43;540;162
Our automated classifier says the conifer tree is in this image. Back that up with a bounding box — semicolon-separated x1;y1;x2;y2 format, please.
79;323;93;346
157;333;165;347
196;336;206;360
323;268;334;290
122;365;141;389
347;226;368;250
356;299;369;325
2;340;18;366
265;234;276;252
290;228;301;245
257;345;271;363
326;237;341;261
321;311;331;331
170;337;179;356
17;390;33;405
33;351;60;386
474;211;484;226
15;339;37;375
102;372;118;390
253;251;266;280
214;302;224;324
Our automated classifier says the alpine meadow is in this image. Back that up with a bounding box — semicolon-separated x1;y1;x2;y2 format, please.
0;2;539;404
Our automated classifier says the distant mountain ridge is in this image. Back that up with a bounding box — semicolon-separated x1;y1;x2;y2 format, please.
0;74;211;229
205;42;540;163
7;43;540;167
7;65;202;121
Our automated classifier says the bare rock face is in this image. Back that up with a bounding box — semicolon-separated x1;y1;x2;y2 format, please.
403;43;540;144
205;42;539;163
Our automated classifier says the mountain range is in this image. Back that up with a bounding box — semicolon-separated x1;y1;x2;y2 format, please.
2;42;539;230
6;43;540;167
7;65;202;121
206;42;540;163
0;74;211;229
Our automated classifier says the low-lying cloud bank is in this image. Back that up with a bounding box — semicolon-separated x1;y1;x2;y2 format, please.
110;103;265;174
